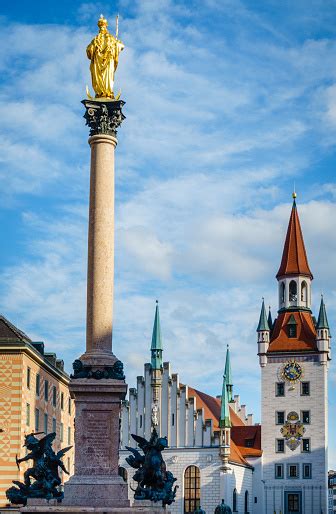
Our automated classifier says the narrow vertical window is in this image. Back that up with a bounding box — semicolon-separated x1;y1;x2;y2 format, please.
35;408;39;432
244;490;249;513
68;426;71;445
301;281;308;306
289;280;297;304
68;397;71;415
233;488;237;512
61;392;64;410
26;403;30;426
60;422;64;442
52;417;57;434
172;413;175;426
27;367;31;389
44;413;48;433
184;466;200;513
52;386;57;407
44;380;49;401
36;374;40;396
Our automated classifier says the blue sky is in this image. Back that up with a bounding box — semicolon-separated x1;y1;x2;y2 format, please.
1;0;336;464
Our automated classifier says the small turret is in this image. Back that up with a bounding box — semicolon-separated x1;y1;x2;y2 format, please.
257;299;270;367
316;295;331;364
219;372;231;471
224;345;233;402
268;306;273;332
150;301;163;409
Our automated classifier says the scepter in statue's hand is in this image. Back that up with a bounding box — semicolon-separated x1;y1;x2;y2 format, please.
116;14;119;39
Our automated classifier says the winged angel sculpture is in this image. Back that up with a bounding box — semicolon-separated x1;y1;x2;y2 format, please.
6;432;72;505
126;428;178;506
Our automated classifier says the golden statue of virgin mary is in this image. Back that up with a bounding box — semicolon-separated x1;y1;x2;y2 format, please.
86;15;124;99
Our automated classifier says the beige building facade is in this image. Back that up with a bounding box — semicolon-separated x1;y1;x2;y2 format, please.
0;315;74;507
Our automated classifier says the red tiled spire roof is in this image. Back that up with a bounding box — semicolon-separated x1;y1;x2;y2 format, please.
268;310;317;353
276;199;313;280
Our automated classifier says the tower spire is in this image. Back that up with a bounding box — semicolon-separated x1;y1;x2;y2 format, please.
257;298;270;332
219;373;231;428
276;195;313;280
317;295;330;332
151;300;163;369
224;345;233;402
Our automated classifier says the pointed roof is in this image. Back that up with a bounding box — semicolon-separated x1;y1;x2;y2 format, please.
317;296;330;331
276;197;313;280
268;307;273;331
257;299;270;332
151;301;163;369
268;310;317;353
0;315;31;343
224;345;232;387
219;374;231;428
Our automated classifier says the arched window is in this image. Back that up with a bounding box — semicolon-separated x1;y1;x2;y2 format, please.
289;280;297;304
233;488;237;512
118;466;128;482
301;281;307;306
184;466;200;513
280;282;285;304
244;490;249;513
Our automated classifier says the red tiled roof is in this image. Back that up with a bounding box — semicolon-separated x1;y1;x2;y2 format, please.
187;386;261;466
276;201;313;279
268;311;317;353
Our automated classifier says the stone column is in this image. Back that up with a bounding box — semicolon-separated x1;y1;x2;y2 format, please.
63;100;129;508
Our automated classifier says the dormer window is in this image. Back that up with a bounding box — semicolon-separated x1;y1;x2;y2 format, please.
287;314;297;338
289;280;297;304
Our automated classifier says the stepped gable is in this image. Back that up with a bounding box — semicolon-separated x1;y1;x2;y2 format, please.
268;310;317;353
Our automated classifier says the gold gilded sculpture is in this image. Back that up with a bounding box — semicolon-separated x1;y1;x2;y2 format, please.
86;15;124;99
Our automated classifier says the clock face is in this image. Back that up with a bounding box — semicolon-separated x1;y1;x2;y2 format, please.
282;361;303;382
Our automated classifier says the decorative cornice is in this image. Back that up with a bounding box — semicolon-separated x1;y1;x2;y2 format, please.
82;99;125;136
71;358;125;380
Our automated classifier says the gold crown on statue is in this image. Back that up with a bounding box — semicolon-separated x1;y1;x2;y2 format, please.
98;14;108;28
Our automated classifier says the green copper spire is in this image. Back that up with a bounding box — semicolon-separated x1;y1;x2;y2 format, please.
151;300;163;369
317;296;330;331
219;373;231;428
268;306;273;331
257;298;270;332
224;345;233;402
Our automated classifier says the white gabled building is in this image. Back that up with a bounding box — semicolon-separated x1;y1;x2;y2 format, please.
119;195;331;514
119;303;262;514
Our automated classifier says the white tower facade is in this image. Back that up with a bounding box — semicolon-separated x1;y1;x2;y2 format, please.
259;197;330;514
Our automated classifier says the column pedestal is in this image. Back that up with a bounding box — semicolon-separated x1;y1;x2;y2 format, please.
62;378;129;508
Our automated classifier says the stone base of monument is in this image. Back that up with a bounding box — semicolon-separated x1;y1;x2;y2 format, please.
20;498;166;514
62;475;130;508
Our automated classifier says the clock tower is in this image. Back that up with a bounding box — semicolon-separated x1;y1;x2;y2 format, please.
258;195;331;514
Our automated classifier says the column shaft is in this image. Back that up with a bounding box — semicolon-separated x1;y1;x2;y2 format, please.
85;134;117;362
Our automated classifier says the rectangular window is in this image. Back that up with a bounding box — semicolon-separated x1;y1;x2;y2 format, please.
68;426;71;445
68;398;71;415
61;392;64;410
172;413;175;426
287;464;299;478
26;403;30;426
27;367;31;389
52;417;56;434
302;438;310;452
36;374;40;396
303;463;312;479
60;422;64;442
301;381;310;396
139;415;142;428
44;413;48;433
276;411;285;424
302;410;310;424
275;464;284;479
52;386;57;407
276;439;285;453
276;382;285;397
44;380;49;401
67;457;70;474
35;408;40;432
